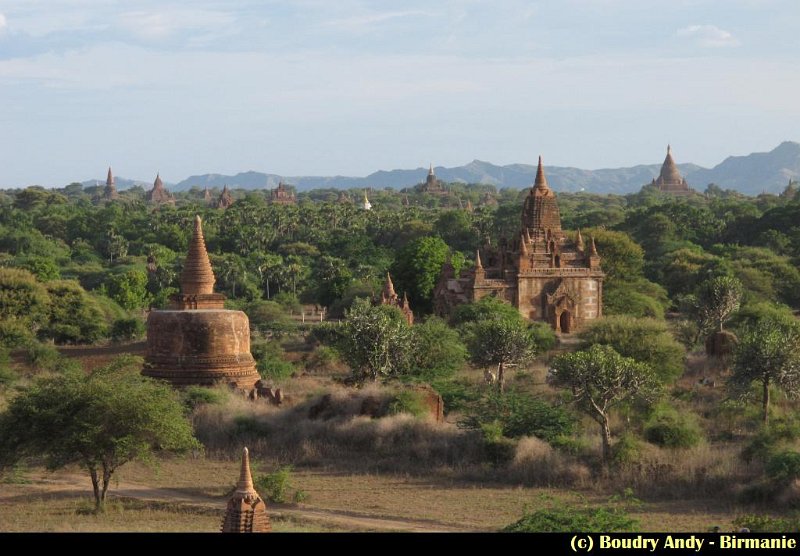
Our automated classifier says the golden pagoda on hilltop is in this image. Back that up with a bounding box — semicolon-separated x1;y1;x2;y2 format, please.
143;216;260;386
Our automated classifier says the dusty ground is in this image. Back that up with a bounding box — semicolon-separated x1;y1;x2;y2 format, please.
0;460;749;532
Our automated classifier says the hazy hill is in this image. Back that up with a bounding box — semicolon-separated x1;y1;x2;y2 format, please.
82;142;800;195
685;141;800;195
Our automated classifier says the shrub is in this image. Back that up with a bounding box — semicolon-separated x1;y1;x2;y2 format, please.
459;390;574;442
503;506;637;532
409;316;467;380
766;451;800;483
579;315;685;384
252;340;294;381
0;320;34;349
110;317;145;342
611;432;643;466
184;386;227;409
388;390;429;418
25;342;62;373
257;358;295;381
254;465;307;504
0;350;16;387
528;321;557;352
245;300;297;337
643;404;702;449
733;514;800;533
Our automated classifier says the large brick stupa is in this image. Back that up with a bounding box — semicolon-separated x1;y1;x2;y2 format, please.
142;215;260;387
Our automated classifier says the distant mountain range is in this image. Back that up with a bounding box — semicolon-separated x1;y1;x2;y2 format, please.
85;142;800;196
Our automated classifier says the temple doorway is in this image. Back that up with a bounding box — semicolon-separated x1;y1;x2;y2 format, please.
560;311;572;334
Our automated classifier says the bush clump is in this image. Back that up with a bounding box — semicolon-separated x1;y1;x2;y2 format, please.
254;465;307;504
643;404;703;448
110;317;145;342
503;506;637;532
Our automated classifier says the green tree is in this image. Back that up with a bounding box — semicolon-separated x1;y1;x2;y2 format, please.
42;280;107;344
550;345;659;461
391;236;452;313
0;268;50;334
0;356;199;511
105;269;150;311
312;255;353;307
729;317;800;424
409;316;468;380
336;298;412;383
451;295;522;327
694;275;743;335
466;317;537;392
578;316;685;384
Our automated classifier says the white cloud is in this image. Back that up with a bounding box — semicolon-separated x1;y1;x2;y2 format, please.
322;10;433;31
676;24;740;48
117;8;235;40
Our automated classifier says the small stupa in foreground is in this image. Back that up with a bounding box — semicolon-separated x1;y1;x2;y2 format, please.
221;447;271;533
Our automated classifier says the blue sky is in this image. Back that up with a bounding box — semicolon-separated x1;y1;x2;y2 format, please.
0;0;798;186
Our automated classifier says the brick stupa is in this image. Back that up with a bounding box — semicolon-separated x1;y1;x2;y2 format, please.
221;447;271;533
142;216;259;387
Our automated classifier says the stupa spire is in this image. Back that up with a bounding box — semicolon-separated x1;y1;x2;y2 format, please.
576;229;585;251
236;447;256;495
589;236;598;256
384;272;397;299
179;215;216;295
220;447;271;532
475;250;483;270
534;155;549;192
106;166;114;186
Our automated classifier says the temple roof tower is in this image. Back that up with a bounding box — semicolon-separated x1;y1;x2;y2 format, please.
379;272;413;325
203;187;213;206
270;181;297;205
651;145;692;195
143;215;259;387
146;173;176;205
221;447;271;533
521;156;562;239
217;184;234;209
362;190;372;210
102;166;119;200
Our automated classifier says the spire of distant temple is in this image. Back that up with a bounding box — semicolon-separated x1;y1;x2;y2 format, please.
589;236;598;256
102;166;119;200
180;215;216;295
362;190;372;210
533;156;550;193
217;184;234;209
154;173;163;189
475;250;483;271
221;447;271;533
465;199;473;212
383;272;397;300
576;229;585;252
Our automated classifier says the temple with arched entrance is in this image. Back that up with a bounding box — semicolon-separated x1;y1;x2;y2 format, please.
434;156;605;334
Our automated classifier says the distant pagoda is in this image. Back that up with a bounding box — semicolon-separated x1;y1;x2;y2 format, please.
143;216;260;387
270;181;296;205
650;145;693;195
217;184;234;209
102;166;119;200
146;173;176;205
379;273;413;326
362;190;372;210
221;447;271;533
420;164;447;195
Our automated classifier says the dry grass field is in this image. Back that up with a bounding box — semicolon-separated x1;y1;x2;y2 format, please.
0;341;795;533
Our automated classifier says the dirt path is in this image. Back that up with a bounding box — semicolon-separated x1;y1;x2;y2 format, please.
20;473;476;532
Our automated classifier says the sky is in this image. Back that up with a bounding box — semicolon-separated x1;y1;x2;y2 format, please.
1;0;799;187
